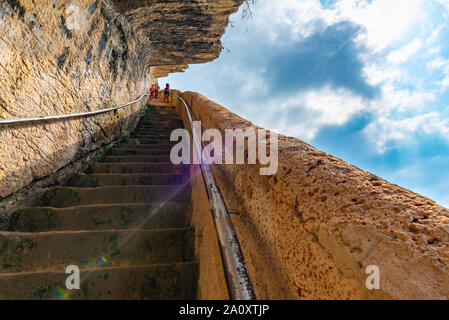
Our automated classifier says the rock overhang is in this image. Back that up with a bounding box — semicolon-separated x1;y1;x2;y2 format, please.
110;0;244;68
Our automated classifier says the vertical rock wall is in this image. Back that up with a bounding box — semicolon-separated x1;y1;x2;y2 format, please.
0;0;243;199
0;0;147;198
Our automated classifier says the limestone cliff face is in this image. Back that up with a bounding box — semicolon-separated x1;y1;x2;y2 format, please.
0;0;243;198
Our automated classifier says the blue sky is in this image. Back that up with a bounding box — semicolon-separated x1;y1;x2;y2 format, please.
161;0;449;208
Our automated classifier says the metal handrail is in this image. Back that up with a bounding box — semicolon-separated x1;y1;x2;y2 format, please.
174;93;257;300
0;94;150;125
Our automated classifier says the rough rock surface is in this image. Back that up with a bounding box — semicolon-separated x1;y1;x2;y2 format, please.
177;91;449;300
0;0;243;199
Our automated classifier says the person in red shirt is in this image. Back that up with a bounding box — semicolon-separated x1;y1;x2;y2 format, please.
149;85;155;101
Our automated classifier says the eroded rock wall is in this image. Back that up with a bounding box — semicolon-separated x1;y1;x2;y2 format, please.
0;0;243;199
177;91;449;300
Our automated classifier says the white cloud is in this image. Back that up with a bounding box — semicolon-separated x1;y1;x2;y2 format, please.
387;39;423;64
440;75;449;91
425;25;445;45
333;0;425;52
436;0;449;13
427;57;449;70
426;58;449;91
252;0;330;42
363;63;402;86
258;87;370;141
257;84;440;150
364;112;449;153
427;46;442;55
379;85;436;113
252;0;425;53
359;84;439;153
301;87;370;125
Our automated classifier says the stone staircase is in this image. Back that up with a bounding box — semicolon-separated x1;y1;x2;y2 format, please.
0;106;198;300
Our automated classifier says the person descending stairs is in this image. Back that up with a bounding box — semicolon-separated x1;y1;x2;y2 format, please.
0;105;198;300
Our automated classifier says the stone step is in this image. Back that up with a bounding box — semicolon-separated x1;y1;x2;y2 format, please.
143;111;178;116
72;173;186;187
137;122;178;126
137;123;181;128
135;126;174;130
0;228;194;274
6;203;190;232
114;144;177;152
138;119;179;123
139;118;181;122
102;155;171;164
130;133;172;138
144;109;177;113
145;105;177;109
136;126;180;130
133;128;171;133
115;142;174;149
140;116;179;121
139;119;179;124
88;162;186;174
143;109;177;114
141;117;179;121
107;148;169;156
131;130;172;135
127;137;173;143
125;140;176;146
0;262;198;300
40;186;190;208
140;119;179;124
132;129;178;135
140;122;178;125
132;130;174;136
124;138;177;145
136;123;177;128
138;119;180;123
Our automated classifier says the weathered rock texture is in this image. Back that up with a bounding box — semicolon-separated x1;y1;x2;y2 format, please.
175;91;449;300
0;0;243;199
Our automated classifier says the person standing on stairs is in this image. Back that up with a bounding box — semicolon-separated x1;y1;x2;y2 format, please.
149;84;156;101
164;83;170;103
154;84;159;100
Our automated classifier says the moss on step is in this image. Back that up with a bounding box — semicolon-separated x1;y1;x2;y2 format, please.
0;263;198;299
45;209;61;229
31;284;55;300
91;216;112;228
7;208;63;232
73;175;101;188
0;237;37;271
40;188;81;208
119;208;134;227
